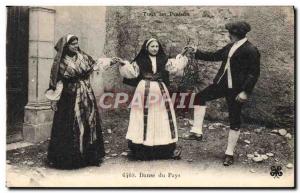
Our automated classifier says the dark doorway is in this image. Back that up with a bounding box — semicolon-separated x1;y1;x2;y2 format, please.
6;6;29;143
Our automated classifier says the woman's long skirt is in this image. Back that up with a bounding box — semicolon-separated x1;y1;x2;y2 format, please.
126;80;178;160
47;81;105;169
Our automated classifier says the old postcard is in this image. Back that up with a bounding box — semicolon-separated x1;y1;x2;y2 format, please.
6;6;295;188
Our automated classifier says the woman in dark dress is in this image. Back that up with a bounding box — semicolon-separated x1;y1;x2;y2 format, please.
46;34;105;169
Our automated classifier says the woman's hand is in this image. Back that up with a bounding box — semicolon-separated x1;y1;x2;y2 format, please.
111;57;126;66
235;91;248;103
51;101;58;111
184;45;197;54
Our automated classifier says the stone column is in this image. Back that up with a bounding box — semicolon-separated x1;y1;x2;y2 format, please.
23;7;56;143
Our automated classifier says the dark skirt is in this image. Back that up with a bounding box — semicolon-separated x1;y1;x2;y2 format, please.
128;140;176;160
47;86;105;169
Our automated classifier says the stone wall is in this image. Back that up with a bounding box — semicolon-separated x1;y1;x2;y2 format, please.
102;6;294;128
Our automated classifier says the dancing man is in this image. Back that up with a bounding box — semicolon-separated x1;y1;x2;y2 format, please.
183;21;260;166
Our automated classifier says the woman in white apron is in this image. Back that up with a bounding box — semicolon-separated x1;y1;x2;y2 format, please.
117;38;188;160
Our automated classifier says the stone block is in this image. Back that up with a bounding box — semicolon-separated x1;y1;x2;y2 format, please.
37;58;53;102
37;41;54;58
24;105;54;125
23;105;54;143
29;41;54;59
23;122;52;143
37;11;55;42
27;58;38;103
29;7;55;42
29;9;39;41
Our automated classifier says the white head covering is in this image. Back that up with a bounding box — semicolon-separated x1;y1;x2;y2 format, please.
66;34;76;43
146;38;158;48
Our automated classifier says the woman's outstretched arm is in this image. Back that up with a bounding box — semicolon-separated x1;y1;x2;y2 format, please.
118;60;140;79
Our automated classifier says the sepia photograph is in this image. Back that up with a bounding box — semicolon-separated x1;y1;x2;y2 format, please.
5;5;295;188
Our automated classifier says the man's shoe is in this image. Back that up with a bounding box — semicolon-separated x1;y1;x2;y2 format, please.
223;154;234;166
181;133;203;141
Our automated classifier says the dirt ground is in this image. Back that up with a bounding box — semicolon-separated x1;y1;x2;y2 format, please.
6;109;295;187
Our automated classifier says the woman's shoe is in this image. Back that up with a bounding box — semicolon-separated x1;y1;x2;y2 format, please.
171;148;182;160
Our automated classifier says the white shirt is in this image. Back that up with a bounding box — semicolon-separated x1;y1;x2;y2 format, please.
217;37;248;88
149;56;157;73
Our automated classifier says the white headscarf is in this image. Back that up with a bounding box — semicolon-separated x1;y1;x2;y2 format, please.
66;34;76;43
145;38;158;48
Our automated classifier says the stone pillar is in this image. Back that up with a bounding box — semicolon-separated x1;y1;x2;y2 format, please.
23;7;56;143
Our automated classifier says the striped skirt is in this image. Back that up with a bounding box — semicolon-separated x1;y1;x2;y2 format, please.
126;79;178;146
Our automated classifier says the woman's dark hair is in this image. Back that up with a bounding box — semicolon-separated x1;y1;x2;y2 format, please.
67;36;79;45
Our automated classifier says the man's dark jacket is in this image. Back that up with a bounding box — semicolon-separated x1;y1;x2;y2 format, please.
195;40;260;94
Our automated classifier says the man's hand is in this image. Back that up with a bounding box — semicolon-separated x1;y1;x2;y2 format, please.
235;91;248;103
51;101;58;111
181;47;189;56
